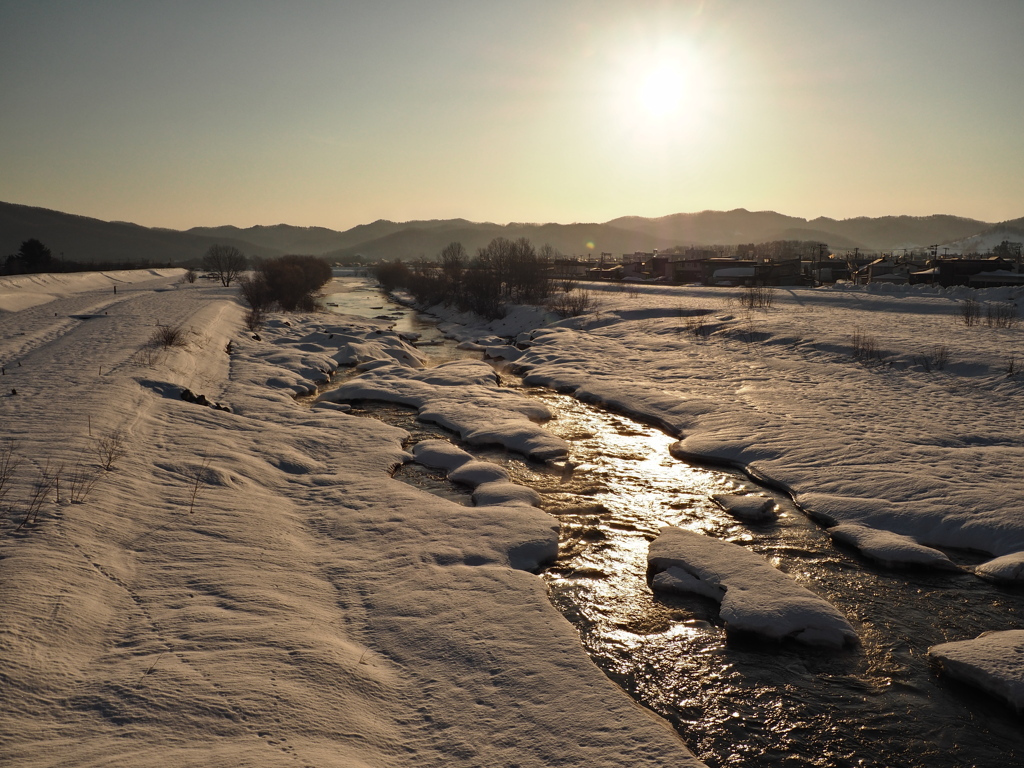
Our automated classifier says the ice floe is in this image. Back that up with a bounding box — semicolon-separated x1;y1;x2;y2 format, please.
711;493;778;522
648;526;858;648
319;359;568;460
974;552;1024;584
929;630;1024;712
828;523;960;570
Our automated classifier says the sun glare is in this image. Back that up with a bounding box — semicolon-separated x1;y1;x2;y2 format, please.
605;43;715;138
636;62;691;118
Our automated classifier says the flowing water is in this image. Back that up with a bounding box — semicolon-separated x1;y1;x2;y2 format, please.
323;282;1024;768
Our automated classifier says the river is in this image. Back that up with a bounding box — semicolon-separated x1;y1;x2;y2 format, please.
323;279;1024;768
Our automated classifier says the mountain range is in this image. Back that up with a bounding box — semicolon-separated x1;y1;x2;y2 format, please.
2;200;1021;265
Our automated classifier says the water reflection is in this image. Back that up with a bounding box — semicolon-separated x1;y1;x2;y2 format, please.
324;283;1024;768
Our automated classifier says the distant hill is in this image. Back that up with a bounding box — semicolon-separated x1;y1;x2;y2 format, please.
186;223;347;255
605;209;993;252
607;209;808;246
1;201;282;264
2;200;1013;266
807;214;990;251
944;218;1024;255
185;218;490;255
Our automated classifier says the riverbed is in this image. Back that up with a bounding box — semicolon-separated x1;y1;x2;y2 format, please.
323;280;1024;768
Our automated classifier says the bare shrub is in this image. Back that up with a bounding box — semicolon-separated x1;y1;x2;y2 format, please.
150;324;187;349
15;461;59;530
0;440;21;521
851;328;884;363
984;301;1018;328
684;313;712;339
244;307;266;332
256;255;333;311
67;460;103;504
915;345;950;372
238;273;274;313
958;298;981;327
179;268;198;284
1005;355;1018;377
738;310;760;346
186;458;212;515
623;282;641;299
741;285;775;309
95;429;128;472
133;344;160;367
548;289;595;318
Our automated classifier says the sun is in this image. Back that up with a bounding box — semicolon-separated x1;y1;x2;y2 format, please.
636;61;691;118
605;44;714;131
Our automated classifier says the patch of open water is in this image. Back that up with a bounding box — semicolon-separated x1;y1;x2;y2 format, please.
324;286;1024;768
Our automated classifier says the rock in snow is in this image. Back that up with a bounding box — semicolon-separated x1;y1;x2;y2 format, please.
929;630;1024;712
828;523;960;570
648;527;858;648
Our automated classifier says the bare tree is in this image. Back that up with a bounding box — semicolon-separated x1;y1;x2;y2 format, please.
202;244;247;287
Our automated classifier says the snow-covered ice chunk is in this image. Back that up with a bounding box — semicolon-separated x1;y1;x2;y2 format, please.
449;460;510;487
412;439;473;471
929;630;1024;712
318;357;565;459
473;481;543;508
418;401;569;461
651;566;724;601
712;493;778;522
648;527;857;648
975;552;1024;584
311;401;352;412
828;524;959;570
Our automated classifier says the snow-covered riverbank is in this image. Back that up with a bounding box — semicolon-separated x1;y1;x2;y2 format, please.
427;281;1024;569
0;273;702;767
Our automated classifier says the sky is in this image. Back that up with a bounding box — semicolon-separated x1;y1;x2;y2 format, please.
2;0;1023;231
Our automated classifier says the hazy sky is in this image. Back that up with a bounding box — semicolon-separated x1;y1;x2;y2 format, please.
2;1;1022;230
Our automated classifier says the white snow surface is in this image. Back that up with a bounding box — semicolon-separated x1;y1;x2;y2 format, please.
828;523;960;570
929;630;1024;712
0;273;703;768
649;527;858;647
426;282;1024;566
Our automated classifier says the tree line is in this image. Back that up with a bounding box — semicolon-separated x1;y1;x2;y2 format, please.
374;237;556;319
3;239;158;275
